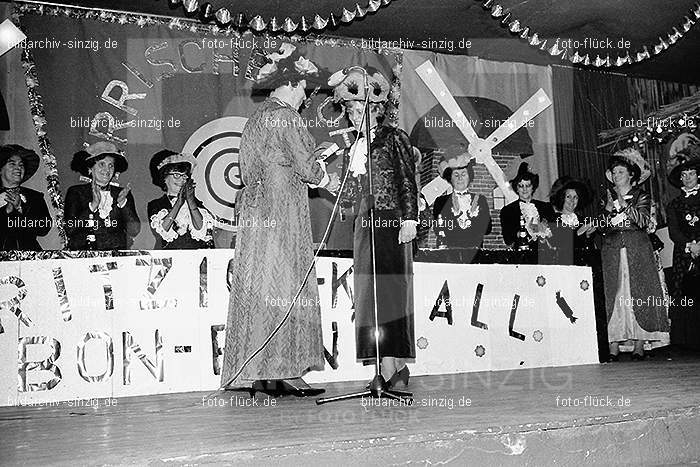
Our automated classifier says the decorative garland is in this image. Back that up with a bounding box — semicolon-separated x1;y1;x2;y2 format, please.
478;0;700;68
12;2;403;247
14;2;401;54
167;0;393;33
13;9;67;246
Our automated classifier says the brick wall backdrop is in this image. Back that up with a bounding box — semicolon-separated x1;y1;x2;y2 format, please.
417;151;520;250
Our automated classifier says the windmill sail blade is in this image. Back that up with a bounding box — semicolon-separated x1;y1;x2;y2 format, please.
415;60;478;144
485;88;552;150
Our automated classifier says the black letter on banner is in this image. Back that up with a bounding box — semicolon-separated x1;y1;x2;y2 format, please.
18;336;62;392
89;262;118;310
199;257;208;308
122;330;164;384
210;324;224;375
508;294;525;341
52;267;71;322
429;280;453;325
0;275;31;333
555;291;578;323
135;257;176;310
471;283;488;330
323;322;339;369
331;262;353;309
77;332;114;382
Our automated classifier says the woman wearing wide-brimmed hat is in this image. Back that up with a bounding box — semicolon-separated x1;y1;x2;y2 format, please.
147;150;214;250
331;65;418;388
432;144;492;262
64;141;140;250
599;148;669;361
220;43;338;397
0;144;51;250
665;144;700;350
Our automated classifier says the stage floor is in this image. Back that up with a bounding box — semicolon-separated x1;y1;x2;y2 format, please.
2;351;700;466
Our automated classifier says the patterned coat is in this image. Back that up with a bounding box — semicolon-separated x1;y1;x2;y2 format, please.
221;98;326;385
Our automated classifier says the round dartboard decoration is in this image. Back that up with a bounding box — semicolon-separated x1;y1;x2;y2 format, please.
183;116;248;231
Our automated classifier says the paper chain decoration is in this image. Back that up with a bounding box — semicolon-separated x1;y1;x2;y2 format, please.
478;0;700;67
169;0;394;32
415;60;553;204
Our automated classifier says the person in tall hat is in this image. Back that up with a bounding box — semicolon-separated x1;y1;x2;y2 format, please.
331;65;418;388
599;148;668;361
432;144;492;261
64;141;140;250
665;142;700;350
221;43;338;397
499;161;555;250
0;144;51;250
147;150;214;250
545;175;596;265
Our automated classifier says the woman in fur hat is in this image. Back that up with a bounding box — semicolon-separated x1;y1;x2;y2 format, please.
64;142;140;250
600;148;668;361
0;144;51;250
665;145;700;350
221;43;338;397
147;150;214;249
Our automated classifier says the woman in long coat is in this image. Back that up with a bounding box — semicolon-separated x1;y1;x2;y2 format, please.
600;149;669;361
221;44;337;396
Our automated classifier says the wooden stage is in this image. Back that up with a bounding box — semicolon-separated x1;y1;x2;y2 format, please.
2;351;700;466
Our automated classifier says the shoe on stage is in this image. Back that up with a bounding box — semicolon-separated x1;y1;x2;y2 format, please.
387;365;410;389
279;378;325;397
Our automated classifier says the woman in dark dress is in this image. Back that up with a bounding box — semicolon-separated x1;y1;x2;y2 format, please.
665;147;700;350
333;67;418;387
0;145;51;250
545;176;596;265
64;142;140;250
147;150;214;249
432;147;492;262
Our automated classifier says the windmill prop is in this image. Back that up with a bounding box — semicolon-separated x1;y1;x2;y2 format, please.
415;60;552;205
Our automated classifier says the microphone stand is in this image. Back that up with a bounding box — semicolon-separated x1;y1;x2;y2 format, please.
317;69;412;405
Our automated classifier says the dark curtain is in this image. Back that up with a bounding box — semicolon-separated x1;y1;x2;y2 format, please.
553;66;633;221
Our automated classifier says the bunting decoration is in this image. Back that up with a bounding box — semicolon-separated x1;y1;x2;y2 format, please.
478;0;700;68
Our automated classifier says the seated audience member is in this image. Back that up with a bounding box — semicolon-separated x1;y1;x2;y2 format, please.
499;162;555;251
665;146;700;350
432;147;491;262
0;145;51;250
148;150;214;249
64;142;140;250
545;176;596;265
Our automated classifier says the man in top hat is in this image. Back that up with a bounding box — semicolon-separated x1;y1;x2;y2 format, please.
0;144;51;250
64;141;140;250
666;144;700;349
432;144;492;262
499;162;555;251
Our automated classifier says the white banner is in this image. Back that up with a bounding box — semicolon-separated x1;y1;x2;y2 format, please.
0;251;597;406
